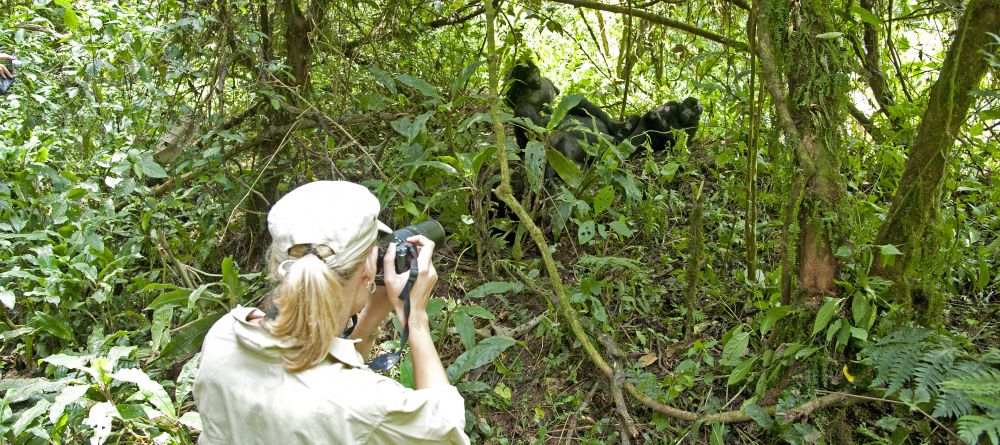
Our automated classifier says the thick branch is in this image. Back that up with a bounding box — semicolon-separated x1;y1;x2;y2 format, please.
547;0;749;52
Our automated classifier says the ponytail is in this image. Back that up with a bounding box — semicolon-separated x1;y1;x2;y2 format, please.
267;254;344;371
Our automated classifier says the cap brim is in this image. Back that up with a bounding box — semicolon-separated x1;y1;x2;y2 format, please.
377;220;392;234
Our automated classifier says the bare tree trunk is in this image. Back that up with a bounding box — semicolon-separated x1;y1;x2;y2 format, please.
874;0;1000;322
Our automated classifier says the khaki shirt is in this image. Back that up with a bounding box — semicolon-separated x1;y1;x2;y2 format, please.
194;306;470;444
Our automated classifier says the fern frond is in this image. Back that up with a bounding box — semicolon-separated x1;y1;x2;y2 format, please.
866;328;931;396
942;368;1000;413
955;413;1000;445
981;349;1000;365
915;347;957;395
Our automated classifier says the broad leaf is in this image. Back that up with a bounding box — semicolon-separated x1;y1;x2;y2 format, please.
812;298;840;336
446;336;518;383
546;147;583;188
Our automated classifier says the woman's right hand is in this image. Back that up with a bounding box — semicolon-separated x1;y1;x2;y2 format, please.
0;54;14;80
381;235;438;323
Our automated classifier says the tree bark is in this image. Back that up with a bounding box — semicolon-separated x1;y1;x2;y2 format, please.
874;0;1000;321
757;0;847;304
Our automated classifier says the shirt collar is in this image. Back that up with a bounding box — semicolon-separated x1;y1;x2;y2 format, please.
229;306;366;368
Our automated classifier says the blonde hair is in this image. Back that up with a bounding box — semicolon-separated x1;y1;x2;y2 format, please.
264;243;369;372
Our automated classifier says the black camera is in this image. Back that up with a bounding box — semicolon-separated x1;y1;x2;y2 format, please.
0;58;21;96
376;220;445;276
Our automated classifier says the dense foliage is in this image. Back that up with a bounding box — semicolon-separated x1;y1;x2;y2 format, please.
1;0;997;443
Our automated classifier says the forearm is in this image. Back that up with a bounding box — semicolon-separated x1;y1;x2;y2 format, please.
407;312;450;390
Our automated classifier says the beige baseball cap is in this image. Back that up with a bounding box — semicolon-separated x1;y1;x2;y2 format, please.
267;181;392;266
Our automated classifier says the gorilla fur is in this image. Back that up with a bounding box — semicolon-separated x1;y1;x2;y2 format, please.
504;59;703;166
614;97;703;152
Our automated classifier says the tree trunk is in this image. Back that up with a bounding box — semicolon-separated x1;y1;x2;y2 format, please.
247;0;328;259
874;0;1000;322
758;0;848;307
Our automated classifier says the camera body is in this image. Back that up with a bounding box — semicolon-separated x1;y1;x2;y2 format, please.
0;58;21;96
376;220;445;276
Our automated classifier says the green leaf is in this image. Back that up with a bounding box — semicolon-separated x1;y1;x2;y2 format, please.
728;356;758;385
221;256;241;301
397;74;441;101
593;185;614;215
578;220;596;245
41;353;88;371
84;402;117;445
175;353;201;406
742;401;773;428
609;219;633;238
451;60;485;96
147;289;190;309
32;311;75;342
812;298;840;336
759;306;793;336
151;306;172;352
0;288;15;309
721;327;750;366
110;368;176;417
160;310;225;359
851;293;871;327
453;310;476;350
446;336;518;383
851;5;884;27
471;144;497;177
466;281;523;299
879;244;904;256
462;305;496;320
13;398;51;438
139;155;168;179
63;8;79;30
548;94;585;131
49;385;89;424
816;32;844;39
826;318;842;343
546;147;583;188
980;109;1000;120
524;140;546;193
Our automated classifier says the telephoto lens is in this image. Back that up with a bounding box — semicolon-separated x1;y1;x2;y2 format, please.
377;220;445;275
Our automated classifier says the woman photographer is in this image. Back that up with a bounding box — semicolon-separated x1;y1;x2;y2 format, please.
194;180;469;444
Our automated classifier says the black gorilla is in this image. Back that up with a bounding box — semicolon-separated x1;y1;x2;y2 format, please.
615;97;703;152
505;59;703;165
505;60;621;166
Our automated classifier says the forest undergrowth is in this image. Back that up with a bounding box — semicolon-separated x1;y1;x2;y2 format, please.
1;0;998;444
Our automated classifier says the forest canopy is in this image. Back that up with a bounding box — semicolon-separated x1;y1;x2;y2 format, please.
1;0;998;443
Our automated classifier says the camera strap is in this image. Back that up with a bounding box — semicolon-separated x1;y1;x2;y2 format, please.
367;244;418;372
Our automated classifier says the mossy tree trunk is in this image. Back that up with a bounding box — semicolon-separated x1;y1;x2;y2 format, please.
758;0;848;308
874;0;1000;323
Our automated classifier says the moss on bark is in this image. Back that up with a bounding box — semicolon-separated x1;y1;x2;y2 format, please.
874;0;1000;323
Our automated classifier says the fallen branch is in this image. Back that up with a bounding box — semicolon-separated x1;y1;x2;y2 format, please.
599;334;639;441
547;0;749;52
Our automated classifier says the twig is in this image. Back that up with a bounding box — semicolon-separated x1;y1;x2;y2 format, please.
560;382;600;445
547;0;749;51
